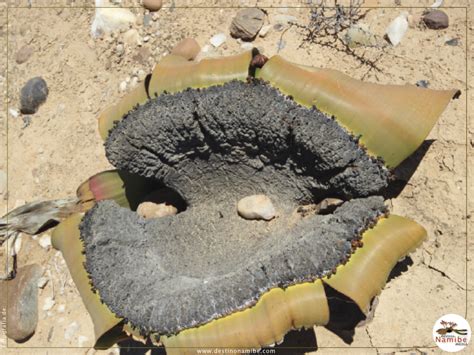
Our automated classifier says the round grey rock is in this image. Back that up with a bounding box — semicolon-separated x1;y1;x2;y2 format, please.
20;77;48;114
230;8;265;41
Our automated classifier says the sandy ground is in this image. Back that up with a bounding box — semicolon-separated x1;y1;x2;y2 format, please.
0;0;473;354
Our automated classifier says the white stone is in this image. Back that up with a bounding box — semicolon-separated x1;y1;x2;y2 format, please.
115;43;124;56
64;321;80;340
130;76;139;87
259;24;272;38
344;23;378;48
119;81;127;92
57;304;66;313
209;33;227;48
137;69;146;81
91;1;136;38
9;108;20;118
385;12;409;46
38;234;52;250
42;297;55;311
237;194;276;221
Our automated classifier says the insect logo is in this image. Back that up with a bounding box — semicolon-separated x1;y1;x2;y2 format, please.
433;314;471;352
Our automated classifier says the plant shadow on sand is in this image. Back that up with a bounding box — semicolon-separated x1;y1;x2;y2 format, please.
382;139;435;199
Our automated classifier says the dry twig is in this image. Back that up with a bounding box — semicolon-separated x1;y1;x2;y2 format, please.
293;0;383;74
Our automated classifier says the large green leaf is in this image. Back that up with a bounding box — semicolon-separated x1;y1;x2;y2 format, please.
257;56;459;168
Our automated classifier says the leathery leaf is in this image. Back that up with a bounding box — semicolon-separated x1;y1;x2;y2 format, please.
256;55;459;168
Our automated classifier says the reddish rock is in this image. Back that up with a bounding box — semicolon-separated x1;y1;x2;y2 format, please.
143;0;163;12
15;45;34;64
7;264;43;342
171;38;201;60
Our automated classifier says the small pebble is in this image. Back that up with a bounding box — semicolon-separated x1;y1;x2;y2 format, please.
9;108;20;118
57;304;66;313
42;297;55;311
237;194;276;221
38;234;52;250
20;77;49;114
209;33;227;48
316;198;344;214
171;38;201;60
445;38;459;46
422;10;449;29
15;45;34;64
137;69;146;81
64;321;80;340
143;0;163;12
259;24;272;38
416;80;430;88
119;81;127;92
115;44;124;56
137;202;178;219
91;8;136;37
344;23;378;47
385;12;408;46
